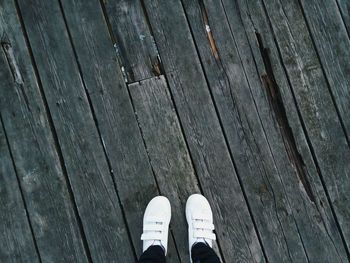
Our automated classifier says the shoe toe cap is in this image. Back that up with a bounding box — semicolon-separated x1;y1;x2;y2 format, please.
144;196;171;220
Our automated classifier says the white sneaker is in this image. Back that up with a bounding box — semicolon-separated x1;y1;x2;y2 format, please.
186;194;216;258
141;196;171;254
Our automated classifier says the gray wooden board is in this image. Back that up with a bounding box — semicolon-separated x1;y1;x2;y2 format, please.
141;1;266;262
299;0;350;140
103;0;159;82
0;114;39;262
225;0;350;260
0;0;89;261
219;0;350;258
337;0;350;34
129;75;209;262
15;0;135;261
58;0;182;260
257;0;350;253
2;0;349;262
179;0;349;262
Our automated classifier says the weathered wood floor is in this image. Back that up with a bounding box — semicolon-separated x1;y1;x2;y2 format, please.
1;0;350;262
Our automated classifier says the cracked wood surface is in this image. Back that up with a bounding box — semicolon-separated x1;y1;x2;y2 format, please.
1;0;349;262
253;0;350;255
179;0;347;262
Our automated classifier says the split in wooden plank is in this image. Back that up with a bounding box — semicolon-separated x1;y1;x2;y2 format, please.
180;0;348;262
102;0;160;82
15;0;136;261
141;1;266;262
220;0;350;258
0;116;39;262
258;0;350;254
0;1;89;261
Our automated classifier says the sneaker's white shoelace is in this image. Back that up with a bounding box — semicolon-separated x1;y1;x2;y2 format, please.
192;212;216;241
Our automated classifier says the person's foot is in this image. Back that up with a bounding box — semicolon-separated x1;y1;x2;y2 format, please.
186;194;216;257
141;196;171;254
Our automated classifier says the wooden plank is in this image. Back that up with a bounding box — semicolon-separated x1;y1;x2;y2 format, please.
220;0;350;257
56;0;183;260
103;0;159;82
337;0;350;34
299;0;350;139
257;0;350;253
180;0;348;262
0;1;89;261
129;76;213;263
140;1;266;262
15;0;136;261
0;115;39;262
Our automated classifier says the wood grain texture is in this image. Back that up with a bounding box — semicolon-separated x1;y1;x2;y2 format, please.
58;0;182;260
217;0;350;259
0;0;89;261
142;1;266;262
0;115;39;262
15;0;135;261
1;0;349;261
258;0;350;254
129;76;204;262
299;0;350;139
180;0;348;262
337;0;350;34
103;0;159;82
